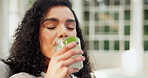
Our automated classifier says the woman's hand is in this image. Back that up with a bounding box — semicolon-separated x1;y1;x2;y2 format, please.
45;42;85;78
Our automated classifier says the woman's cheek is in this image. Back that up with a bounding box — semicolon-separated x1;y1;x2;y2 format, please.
73;30;77;36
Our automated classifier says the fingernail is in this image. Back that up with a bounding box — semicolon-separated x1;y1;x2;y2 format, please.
76;42;79;44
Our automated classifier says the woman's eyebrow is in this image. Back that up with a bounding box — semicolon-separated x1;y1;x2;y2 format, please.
66;19;76;23
42;18;59;23
42;18;76;23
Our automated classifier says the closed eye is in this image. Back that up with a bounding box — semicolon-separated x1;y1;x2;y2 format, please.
66;23;76;30
47;27;56;29
67;27;75;30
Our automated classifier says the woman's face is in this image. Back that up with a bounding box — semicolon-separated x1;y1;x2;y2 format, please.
39;6;77;58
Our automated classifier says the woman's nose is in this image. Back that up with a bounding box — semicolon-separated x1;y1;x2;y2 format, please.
57;27;69;39
59;34;68;38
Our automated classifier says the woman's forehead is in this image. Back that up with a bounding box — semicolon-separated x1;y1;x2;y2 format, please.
44;6;74;19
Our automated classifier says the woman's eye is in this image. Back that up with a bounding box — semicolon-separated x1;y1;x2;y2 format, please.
67;27;75;30
44;22;57;29
66;24;76;30
47;27;56;29
46;23;57;29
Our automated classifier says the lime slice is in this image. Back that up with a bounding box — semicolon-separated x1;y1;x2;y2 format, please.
63;36;79;45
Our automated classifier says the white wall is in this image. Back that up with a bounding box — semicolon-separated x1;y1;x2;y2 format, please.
9;0;29;41
0;0;28;58
90;53;148;71
89;53;121;70
0;0;9;58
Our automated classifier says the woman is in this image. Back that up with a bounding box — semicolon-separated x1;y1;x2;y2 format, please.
7;0;94;78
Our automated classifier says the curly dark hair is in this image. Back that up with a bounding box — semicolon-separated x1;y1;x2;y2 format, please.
6;0;94;77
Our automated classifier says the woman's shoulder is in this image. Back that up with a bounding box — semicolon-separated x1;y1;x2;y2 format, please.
0;60;12;78
10;72;44;78
10;72;34;78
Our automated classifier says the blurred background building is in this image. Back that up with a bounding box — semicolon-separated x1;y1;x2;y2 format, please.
0;0;148;78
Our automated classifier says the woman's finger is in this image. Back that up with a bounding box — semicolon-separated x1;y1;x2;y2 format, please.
58;49;83;60
68;67;80;74
60;55;85;67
